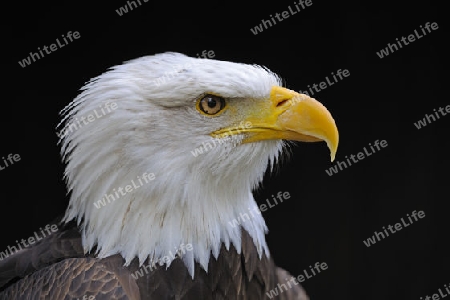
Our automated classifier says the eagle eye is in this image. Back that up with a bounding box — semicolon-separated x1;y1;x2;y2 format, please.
198;94;226;115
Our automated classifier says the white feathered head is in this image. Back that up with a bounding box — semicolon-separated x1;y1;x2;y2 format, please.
58;52;338;276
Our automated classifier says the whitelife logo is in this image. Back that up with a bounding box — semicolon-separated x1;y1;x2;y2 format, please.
152;50;215;87
18;31;81;68
228;192;291;228
0;153;21;171
298;69;350;97
250;0;313;35
266;262;328;298
325;140;388;176
0;224;58;260
420;283;450;300
191;121;252;157
93;172;156;209
376;22;439;59
115;0;148;16
130;243;194;280
363;210;425;247
414;105;450;130
56;102;118;139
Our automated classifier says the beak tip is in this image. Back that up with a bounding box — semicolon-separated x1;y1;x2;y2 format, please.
326;139;338;163
329;130;339;162
330;151;336;162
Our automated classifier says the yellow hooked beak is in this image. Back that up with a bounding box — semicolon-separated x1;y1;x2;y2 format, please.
211;86;339;161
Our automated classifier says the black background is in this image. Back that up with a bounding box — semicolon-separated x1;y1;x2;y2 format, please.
2;1;447;299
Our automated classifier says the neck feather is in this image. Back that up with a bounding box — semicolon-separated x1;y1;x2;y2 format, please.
63;141;283;277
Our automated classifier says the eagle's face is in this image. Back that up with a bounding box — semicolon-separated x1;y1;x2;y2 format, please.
59;52;338;276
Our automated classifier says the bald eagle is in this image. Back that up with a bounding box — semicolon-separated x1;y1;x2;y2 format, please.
0;52;338;299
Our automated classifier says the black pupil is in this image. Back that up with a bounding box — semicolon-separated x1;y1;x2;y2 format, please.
207;97;217;108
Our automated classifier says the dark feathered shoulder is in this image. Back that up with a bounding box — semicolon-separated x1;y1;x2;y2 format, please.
1;221;307;300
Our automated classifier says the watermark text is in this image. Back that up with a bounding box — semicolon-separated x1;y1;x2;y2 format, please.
299;69;350;97
131;243;193;279
250;0;313;35
18;31;81;68
363;210;425;247
414;105;450;129
420;283;450;300
0;153;21;171
57;102;118;139
266;262;328;298
228;191;290;228
93;172;155;209
376;22;438;59
325;139;388;176
1;224;58;260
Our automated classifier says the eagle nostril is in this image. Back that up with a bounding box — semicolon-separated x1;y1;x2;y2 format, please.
276;99;289;107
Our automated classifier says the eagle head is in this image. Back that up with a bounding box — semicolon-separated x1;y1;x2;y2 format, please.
58;52;338;277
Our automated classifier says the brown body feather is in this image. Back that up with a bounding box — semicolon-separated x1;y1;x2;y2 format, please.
0;221;308;300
